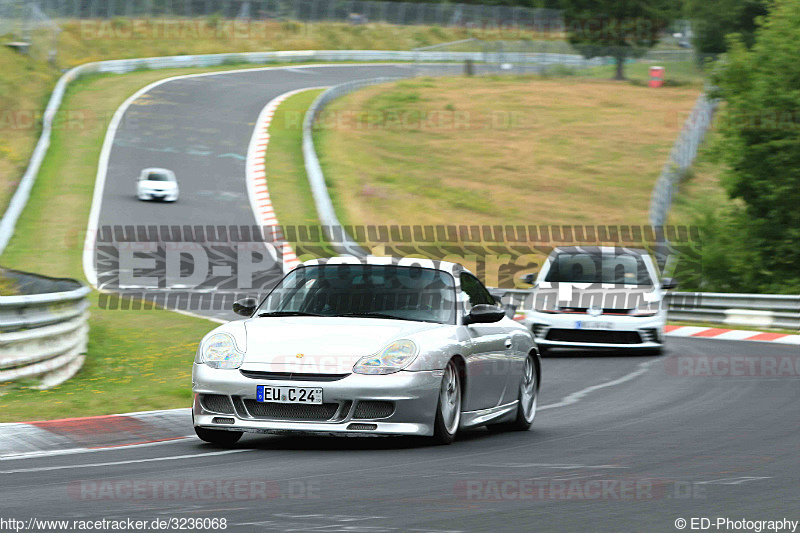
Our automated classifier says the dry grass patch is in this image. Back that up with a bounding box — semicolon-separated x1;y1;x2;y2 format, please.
316;75;701;234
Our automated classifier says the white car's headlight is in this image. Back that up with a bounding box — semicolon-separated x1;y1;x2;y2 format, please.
198;333;244;369
353;340;418;375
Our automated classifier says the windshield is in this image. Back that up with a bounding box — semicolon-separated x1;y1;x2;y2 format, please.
146;172;171;181
257;264;457;324
544;252;653;286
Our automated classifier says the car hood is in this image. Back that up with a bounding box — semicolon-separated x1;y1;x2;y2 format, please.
531;283;661;311
239;316;440;373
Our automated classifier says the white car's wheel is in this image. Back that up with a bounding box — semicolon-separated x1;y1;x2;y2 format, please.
432;359;461;445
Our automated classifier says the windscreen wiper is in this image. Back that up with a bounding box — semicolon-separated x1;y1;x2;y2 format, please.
257;311;325;318
337;312;421;322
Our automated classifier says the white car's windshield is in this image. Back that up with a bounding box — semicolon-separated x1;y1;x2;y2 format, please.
257;264;458;324
545;253;653;286
146;172;171;181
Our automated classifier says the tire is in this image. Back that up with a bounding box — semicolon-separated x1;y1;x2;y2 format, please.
487;354;538;433
194;426;243;446
432;359;462;445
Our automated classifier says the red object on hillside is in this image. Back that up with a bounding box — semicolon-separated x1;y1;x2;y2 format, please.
649;66;665;88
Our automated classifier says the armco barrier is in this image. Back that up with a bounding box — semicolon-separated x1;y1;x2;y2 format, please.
0;49;592;257
0;271;91;389
492;288;800;331
302;77;404;257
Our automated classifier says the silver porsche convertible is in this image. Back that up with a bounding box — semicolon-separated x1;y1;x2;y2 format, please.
192;257;541;445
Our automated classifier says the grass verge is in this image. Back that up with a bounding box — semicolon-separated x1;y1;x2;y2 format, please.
263;88;336;258
0;65;309;422
315;75;702;234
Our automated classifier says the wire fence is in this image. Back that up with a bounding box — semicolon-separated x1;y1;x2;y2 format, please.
0;0;60;61
416;39;699;75
648;91;719;227
29;0;563;28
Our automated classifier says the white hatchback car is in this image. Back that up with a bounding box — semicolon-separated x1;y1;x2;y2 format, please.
136;168;179;202
521;246;677;355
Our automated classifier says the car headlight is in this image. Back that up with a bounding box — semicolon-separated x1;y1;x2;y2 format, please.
353;340;418;375
198;333;244;369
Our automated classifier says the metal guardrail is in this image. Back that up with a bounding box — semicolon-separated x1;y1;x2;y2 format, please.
491;288;800;331
0;273;91;389
2;48;576;257
303;77;402;257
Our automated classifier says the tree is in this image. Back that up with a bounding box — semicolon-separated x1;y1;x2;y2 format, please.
685;0;768;56
709;0;800;292
559;0;680;80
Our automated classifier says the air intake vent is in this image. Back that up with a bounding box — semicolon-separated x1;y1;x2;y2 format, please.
531;323;548;338
353;401;394;419
640;328;660;343
243;400;339;421
212;417;235;425
347;423;377;431
201;394;234;414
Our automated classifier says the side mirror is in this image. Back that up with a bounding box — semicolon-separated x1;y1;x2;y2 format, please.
522;273;537;285
232;297;258;317
661;277;678;290
464;304;506;325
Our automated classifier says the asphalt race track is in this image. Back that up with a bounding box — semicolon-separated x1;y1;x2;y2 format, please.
92;63;457;321
3;339;799;532
29;63;796;532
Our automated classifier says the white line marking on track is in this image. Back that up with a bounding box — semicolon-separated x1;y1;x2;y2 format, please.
0;436;192;462
0;449;250;474
473;463;629;469
696;476;771;485
539;359;657;411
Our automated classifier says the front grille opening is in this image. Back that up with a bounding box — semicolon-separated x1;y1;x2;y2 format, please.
546;329;643;344
212;417;235;425
201;394;235;414
239;370;349;382
353;401;395;419
243;400;339;421
348;423;377;431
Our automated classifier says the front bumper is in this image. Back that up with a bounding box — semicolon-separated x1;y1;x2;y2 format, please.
192;364;442;436
523;310;665;350
138;190;178;201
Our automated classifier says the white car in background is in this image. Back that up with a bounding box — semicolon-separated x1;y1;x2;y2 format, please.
521;246;677;355
136;168;179;202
